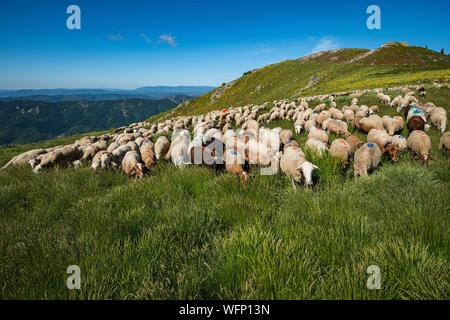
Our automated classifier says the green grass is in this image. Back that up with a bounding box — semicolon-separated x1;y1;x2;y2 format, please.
1;88;449;299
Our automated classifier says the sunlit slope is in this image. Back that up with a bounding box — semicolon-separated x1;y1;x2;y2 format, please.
150;43;450;121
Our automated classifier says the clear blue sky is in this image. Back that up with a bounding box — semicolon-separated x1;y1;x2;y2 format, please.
0;0;449;89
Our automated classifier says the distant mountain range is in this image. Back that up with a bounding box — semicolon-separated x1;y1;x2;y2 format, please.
0;98;177;145
0;86;215;102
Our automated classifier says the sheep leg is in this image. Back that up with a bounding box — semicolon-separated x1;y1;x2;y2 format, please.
291;179;297;190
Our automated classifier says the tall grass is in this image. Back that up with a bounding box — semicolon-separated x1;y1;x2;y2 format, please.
0;90;449;299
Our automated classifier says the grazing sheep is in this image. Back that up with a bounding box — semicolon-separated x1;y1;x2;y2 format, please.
317;110;331;126
279;129;293;146
439;132;450;151
280;145;318;186
329;107;344;120
1;149;47;169
407;116;426;133
294;118;304;134
241;119;259;135
166;130;191;166
367;129;400;162
313;103;327;113
304;119;317;132
81;140;109;162
359;115;384;133
154;136;170;160
382;116;404;135
121;151;144;178
116;133;135;145
329;139;352;164
34;145;83;172
391;135;408;151
308;127;329;144
369;105;379;114
305;138;328;156
346;134;364;152
224;147;249;183
140;140;156;168
407;130;432;165
91;150;109;171
322;118;350;136
430;107;448;133
107;142;120;153
353;143;382;177
343;109;354;123
111;144;132;165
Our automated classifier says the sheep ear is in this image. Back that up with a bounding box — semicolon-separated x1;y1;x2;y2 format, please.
313;165;320;170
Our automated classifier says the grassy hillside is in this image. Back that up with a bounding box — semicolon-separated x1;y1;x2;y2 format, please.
0;98;176;145
1;87;449;299
150;43;450;121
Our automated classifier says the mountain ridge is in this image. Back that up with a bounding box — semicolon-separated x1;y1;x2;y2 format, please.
150;42;450;121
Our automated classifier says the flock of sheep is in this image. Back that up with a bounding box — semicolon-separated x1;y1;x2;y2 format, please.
2;83;449;187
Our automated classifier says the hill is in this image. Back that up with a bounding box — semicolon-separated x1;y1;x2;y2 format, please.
0;98;176;145
0;86;215;102
151;42;450;120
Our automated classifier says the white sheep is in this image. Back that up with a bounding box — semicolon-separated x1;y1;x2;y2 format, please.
439;132;450;151
407;130;432;165
353;142;382;177
280;145;318;186
308;127;329;144
305;138;328;156
329;139;352;163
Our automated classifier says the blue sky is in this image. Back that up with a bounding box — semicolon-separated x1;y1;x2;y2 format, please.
0;0;449;89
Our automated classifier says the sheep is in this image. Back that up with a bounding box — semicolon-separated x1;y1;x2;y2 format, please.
280;145;318;186
154;136;170;160
91;150;109;171
80;140;109;162
279;129;293;146
382;116;404;135
140;140;156;169
329;139;352;164
367;129;400;162
439;132;450;151
391;135;408;151
203;128;222;145
308;127;329;144
294;118;304;134
111;144;132;165
313;103;327;113
126;141;140;153
1;148;47;170
304;119;317;132
343;109;354;123
33;145;83;172
430;107;448;133
377;93;391;105
224;145;249;183
241;119;259;135
166;130;191;166
121;151;145;178
407;130;432;165
116;133;135;145
353;142;382;177
246;138;273;166
107;142;120;153
345;134;364;152
305;138;328;156
329;107;344;120
369;105;379;114
322;118;350;136
358;114;384;133
317;110;331;126
407;116;426;133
